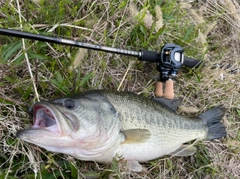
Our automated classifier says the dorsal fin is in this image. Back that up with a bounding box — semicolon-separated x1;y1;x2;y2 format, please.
152;97;182;112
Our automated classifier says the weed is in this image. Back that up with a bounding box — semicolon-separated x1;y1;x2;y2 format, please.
0;0;239;178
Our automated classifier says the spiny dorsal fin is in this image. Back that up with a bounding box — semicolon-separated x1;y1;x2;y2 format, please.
121;129;150;144
152;97;182;112
168;145;197;156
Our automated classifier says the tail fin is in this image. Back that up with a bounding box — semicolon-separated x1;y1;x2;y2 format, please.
198;106;226;140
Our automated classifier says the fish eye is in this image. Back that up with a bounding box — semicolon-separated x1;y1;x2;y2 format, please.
64;99;75;109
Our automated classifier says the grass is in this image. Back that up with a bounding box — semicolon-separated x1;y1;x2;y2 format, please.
0;0;239;178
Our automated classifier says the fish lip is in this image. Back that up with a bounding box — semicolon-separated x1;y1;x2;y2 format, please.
31;102;61;134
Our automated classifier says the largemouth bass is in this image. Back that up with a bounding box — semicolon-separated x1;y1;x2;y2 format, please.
17;90;226;171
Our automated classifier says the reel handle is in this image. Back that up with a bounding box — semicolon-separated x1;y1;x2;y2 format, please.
163;79;174;99
155;81;163;97
155;79;174;99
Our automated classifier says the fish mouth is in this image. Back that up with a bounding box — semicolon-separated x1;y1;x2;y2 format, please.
31;103;60;134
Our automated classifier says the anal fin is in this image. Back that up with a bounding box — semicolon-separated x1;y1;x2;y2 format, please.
168;145;197;156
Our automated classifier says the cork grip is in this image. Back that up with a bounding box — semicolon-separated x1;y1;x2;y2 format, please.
155;81;163;97
163;79;174;99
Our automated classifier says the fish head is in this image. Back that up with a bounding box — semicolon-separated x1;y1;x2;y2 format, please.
17;95;121;158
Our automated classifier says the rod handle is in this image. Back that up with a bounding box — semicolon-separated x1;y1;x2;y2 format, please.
138;50;159;62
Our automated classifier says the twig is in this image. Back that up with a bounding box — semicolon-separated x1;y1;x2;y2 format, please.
112;0;129;46
117;60;135;91
16;0;40;102
0;93;25;106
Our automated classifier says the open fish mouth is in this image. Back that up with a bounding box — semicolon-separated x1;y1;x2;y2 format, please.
31;104;60;133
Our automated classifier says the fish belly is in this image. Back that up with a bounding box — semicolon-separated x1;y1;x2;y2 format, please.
118;121;206;162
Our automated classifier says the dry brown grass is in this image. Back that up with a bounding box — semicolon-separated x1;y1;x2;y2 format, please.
0;0;239;178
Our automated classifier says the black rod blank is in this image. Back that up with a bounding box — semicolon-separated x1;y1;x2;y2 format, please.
0;28;140;58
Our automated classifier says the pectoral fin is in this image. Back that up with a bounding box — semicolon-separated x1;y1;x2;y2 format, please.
121;129;150;144
168;145;197;156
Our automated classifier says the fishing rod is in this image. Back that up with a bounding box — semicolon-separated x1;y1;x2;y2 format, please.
0;28;202;99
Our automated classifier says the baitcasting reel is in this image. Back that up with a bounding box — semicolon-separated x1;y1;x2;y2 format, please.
155;44;184;99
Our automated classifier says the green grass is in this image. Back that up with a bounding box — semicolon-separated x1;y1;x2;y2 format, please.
0;0;240;178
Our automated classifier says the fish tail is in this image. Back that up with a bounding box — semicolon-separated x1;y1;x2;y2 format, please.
198;106;226;140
